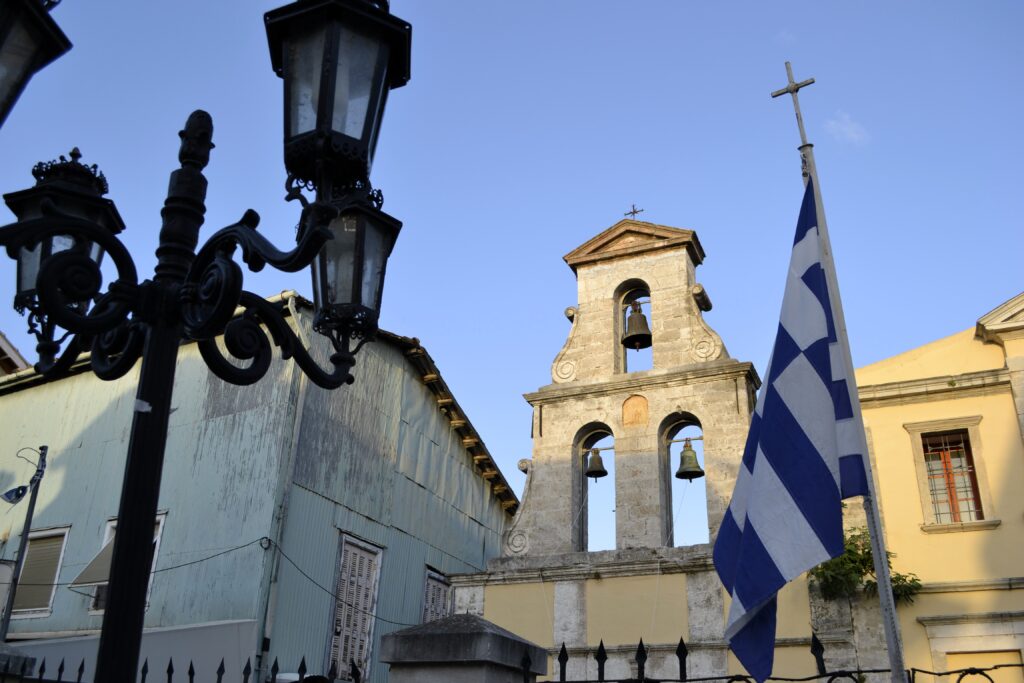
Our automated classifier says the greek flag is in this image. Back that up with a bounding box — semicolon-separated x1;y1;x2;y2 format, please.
713;179;868;681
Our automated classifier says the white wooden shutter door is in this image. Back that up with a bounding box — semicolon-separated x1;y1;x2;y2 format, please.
330;538;380;680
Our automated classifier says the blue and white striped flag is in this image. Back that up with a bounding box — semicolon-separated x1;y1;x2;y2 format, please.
713;179;868;681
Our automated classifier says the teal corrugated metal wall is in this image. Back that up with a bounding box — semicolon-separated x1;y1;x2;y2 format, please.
269;323;507;683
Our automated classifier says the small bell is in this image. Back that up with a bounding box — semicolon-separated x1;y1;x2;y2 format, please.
675;438;705;481
585;448;608;479
622;301;652;350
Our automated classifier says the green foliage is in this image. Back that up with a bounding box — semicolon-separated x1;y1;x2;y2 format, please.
809;528;921;605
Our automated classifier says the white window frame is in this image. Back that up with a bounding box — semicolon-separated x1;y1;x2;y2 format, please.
326;534;382;681
88;513;166;615
421;568;452;624
12;526;70;619
903;416;1000;532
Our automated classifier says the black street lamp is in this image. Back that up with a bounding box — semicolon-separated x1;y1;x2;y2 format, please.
0;0;71;128
0;0;410;680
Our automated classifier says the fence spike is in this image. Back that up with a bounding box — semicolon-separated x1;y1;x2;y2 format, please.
350;658;361;683
57;658;65;682
558;643;569;682
187;661;195;683
810;632;826;675
327;660;338;680
595;640;608;682
77;658;86;683
242;658;252;683
270;657;279;683
215;658;225;683
37;658;46;682
677;637;689;681
140;658;149;683
166;657;174;683
636;639;647;682
297;657;307;681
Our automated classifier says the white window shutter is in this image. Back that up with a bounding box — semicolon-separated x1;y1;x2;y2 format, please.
422;570;451;624
330;537;380;680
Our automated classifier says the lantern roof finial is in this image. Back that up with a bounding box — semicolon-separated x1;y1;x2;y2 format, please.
31;148;109;196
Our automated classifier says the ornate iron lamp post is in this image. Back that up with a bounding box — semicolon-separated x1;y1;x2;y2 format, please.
0;1;410;680
0;0;70;127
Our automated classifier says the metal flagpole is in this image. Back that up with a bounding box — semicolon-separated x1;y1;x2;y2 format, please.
771;62;907;683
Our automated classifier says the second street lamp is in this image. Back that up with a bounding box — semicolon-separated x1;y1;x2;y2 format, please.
0;1;411;680
265;0;411;190
0;0;71;128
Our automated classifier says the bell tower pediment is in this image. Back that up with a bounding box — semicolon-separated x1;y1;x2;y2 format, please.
563;219;705;273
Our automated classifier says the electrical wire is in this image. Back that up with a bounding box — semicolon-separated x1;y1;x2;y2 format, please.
1;533;425;629
14;447;40;468
0;538;266;587
273;541;417;627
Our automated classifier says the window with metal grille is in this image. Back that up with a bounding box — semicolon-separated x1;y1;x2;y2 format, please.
421;569;451;624
922;429;983;524
13;529;68;613
329;536;381;680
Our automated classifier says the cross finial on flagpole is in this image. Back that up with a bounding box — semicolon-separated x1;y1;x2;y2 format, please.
771;61;815;146
624;204;644;220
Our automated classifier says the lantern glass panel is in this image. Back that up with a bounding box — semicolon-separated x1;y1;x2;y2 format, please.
0;20;38;113
285;24;326;137
360;216;389;312
89;241;104;265
323;213;359;306
17;242;41;295
51;234;73;254
331;25;386;140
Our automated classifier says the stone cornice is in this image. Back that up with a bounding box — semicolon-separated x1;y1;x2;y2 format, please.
857;368;1010;408
562;219;706;272
917;577;1024;594
525;361;760;406
550;635;833;661
450;546;716;586
976;292;1024;345
917;610;1024;626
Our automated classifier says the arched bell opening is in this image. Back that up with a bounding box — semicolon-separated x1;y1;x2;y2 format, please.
614;279;653;374
659;413;709;546
572;423;615;553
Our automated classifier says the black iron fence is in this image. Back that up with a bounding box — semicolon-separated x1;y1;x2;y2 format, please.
2;645;1022;683
0;656;362;683
524;637;1024;683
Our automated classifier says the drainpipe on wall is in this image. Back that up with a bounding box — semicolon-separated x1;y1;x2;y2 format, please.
254;295;311;678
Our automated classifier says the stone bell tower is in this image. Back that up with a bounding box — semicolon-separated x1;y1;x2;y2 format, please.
504;218;761;557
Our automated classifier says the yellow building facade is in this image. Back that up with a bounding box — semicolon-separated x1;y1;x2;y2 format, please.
856;292;1024;680
452;214;1024;681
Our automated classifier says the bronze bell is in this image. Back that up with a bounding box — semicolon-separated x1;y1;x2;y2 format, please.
585;448;608;479
622;301;652;350
675;438;705;481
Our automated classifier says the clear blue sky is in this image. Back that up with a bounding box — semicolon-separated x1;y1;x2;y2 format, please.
1;2;1021;549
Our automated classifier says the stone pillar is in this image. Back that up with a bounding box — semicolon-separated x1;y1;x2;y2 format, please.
380;614;548;683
